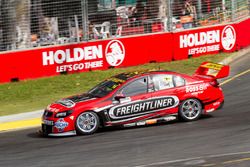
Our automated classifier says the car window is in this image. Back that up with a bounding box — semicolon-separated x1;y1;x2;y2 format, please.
152;74;174;91
120;77;148;97
88;79;124;97
174;76;186;87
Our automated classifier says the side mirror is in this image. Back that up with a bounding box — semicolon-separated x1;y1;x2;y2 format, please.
114;94;126;101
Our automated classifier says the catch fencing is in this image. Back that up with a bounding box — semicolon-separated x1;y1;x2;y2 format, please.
0;0;249;52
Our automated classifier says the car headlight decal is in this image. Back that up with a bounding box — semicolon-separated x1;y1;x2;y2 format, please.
55;110;73;118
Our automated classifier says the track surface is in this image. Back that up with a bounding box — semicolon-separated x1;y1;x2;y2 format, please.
1;54;250;167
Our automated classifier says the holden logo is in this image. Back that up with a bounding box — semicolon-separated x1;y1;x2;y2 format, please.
221;25;236;51
105;40;125;67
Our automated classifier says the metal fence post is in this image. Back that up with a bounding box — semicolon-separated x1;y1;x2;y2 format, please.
81;0;88;41
231;0;236;21
248;0;250;15
167;0;173;32
27;0;31;48
197;0;202;21
74;15;80;43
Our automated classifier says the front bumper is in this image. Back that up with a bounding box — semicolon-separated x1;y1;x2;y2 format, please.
41;124;53;134
41;115;76;136
41;124;76;136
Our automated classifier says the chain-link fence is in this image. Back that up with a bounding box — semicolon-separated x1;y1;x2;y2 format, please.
0;0;249;52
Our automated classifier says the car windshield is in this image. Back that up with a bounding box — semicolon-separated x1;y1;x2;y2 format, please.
88;77;125;98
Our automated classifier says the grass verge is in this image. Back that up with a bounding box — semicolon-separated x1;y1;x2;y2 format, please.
0;53;230;116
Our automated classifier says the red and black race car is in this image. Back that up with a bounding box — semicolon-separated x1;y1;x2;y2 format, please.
41;62;229;136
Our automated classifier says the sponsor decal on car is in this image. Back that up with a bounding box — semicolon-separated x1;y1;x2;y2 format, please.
123;123;136;127
213;101;221;106
54;118;69;132
206;108;215;113
201;62;224;71
137;121;146;126
46;105;59;113
146;119;157;125
43;119;54;126
186;83;209;93
57;99;75;108
109;96;179;119
163;116;177;122
123;115;177;127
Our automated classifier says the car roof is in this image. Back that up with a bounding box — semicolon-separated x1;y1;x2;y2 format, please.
113;69;173;81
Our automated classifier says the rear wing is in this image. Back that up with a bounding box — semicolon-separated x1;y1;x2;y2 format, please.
194;62;230;79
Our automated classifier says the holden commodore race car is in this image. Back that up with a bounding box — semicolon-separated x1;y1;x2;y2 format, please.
41;62;229;136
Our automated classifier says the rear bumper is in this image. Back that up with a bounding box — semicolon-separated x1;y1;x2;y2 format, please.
217;100;224;110
204;98;224;113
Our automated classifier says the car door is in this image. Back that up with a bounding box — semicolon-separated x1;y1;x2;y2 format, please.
107;76;153;124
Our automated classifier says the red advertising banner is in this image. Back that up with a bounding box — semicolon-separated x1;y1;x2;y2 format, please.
173;24;237;60
0;18;249;84
0;33;173;83
235;18;250;49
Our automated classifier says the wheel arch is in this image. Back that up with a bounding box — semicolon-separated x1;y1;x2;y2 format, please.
75;110;105;128
178;97;203;121
180;96;205;109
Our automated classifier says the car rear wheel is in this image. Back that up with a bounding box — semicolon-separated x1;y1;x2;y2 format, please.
75;111;100;135
179;99;202;121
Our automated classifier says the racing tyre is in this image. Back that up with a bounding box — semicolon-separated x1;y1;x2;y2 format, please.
75;111;100;135
179;99;202;121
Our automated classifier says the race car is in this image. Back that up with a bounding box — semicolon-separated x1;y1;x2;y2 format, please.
41;62;229;136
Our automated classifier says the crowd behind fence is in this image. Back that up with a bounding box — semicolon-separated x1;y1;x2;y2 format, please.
0;0;249;52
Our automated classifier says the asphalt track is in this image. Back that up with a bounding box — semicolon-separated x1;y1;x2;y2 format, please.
0;53;250;167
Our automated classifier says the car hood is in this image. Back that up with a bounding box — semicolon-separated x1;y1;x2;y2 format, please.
59;93;97;106
48;93;98;112
67;93;95;103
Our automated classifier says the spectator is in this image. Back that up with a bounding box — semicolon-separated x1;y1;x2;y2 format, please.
127;6;136;25
158;0;167;19
145;0;159;33
180;0;197;29
134;0;145;23
146;0;159;20
183;0;197;26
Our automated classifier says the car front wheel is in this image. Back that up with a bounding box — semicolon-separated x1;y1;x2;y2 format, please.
179;99;202;121
75;111;100;135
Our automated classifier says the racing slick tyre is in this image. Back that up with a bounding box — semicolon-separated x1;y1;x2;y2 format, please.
75;111;100;135
179;99;202;121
